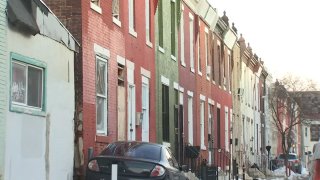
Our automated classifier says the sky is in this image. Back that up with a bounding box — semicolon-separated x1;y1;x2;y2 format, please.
208;0;320;85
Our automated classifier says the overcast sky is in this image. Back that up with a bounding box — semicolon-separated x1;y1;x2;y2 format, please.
208;0;320;85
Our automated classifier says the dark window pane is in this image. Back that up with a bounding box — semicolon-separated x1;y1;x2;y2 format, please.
27;66;42;108
12;62;26;103
96;96;105;131
162;85;169;142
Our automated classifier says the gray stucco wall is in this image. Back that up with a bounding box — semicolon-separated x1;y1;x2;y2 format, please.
0;0;7;179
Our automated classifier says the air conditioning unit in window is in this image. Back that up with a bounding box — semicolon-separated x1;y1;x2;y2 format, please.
206;66;211;75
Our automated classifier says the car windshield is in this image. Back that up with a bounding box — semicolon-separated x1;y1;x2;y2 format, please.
100;142;161;161
278;154;297;160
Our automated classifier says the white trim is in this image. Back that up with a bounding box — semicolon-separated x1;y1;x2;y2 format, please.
90;2;102;14
198;71;202;76
171;0;175;2
126;59;135;70
208;98;214;105
117;55;126;65
181;4;184;10
189;12;194;20
225;106;229;112
161;75;170;86
173;82;179;90
158;46;165;53
94;43;110;58
187;90;193;97
129;28;138;38
181;62;186;67
217;103;221;108
140;67;151;78
179;86;184;92
113;17;122;27
200;94;206;101
228;50;231;55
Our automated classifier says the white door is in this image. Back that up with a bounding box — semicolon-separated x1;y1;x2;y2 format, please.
128;84;136;140
141;77;149;142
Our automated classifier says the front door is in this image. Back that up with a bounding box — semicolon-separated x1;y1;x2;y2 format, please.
141;77;149;142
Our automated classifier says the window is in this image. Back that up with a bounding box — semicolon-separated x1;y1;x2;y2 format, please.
310;124;320;141
225;107;229;151
170;1;175;56
217;45;221;85
189;14;194;72
11;53;46;115
162;84;169;142
305;127;308;137
96;56;108;134
158;1;163;48
217;107;221;148
205;31;209;78
197;35;201;74
188;95;193;145
128;0;136;36
112;0;120;19
90;0;101;13
145;0;151;43
180;8;185;66
200;101;205;149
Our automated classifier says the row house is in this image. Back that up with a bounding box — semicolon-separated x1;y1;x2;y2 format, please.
1;0;79;179
238;34;268;168
174;0;237;172
44;0;157;178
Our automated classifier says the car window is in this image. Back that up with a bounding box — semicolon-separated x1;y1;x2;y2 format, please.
164;148;179;168
100;142;161;161
278;154;297;160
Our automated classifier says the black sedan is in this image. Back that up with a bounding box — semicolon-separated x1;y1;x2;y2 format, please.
86;141;188;180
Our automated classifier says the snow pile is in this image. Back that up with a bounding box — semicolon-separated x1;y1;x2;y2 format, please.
273;166;295;177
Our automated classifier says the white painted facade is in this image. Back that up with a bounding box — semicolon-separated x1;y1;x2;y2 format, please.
3;1;78;179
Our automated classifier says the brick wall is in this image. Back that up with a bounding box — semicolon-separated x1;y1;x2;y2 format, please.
0;0;7;179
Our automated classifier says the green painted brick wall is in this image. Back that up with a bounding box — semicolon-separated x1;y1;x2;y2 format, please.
0;0;7;179
155;0;179;151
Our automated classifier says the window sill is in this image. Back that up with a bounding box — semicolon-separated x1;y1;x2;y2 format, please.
201;145;206;150
206;76;210;81
171;55;176;61
10;104;46;117
190;67;195;73
113;17;121;27
181;61;186;67
198;71;202;76
146;41;153;48
158;46;165;54
212;80;216;85
129;28;137;38
90;3;102;14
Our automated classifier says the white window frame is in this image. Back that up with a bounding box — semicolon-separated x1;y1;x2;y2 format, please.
145;0;152;46
90;0;102;14
225;106;229;151
180;6;185;67
128;0;137;37
96;56;108;135
200;100;205;150
205;28;209;79
141;76;149;142
189;13;194;73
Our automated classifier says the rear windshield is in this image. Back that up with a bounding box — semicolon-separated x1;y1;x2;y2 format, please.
278;154;297;160
101;142;161;161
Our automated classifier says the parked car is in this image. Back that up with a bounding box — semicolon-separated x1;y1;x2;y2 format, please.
276;153;301;173
86;141;188;180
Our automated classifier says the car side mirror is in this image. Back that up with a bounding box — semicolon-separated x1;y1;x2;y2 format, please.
180;165;188;172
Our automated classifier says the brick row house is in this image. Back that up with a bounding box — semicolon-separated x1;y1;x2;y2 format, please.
40;0;272;178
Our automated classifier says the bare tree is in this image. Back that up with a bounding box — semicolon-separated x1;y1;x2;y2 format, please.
268;74;318;176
